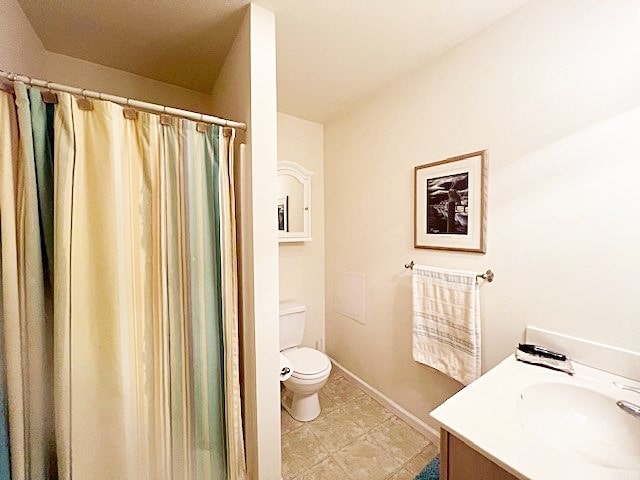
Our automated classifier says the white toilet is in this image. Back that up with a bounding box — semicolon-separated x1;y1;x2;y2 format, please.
280;301;331;422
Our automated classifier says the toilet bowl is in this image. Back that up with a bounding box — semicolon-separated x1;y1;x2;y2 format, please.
279;301;332;421
281;346;332;421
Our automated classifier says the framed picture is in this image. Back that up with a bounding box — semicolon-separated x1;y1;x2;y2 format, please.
278;196;289;232
414;150;487;253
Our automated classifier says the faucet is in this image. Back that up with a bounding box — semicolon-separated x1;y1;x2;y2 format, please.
614;382;640;419
617;400;640;419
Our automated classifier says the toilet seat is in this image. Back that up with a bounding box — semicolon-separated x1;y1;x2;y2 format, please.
291;364;331;381
282;347;331;380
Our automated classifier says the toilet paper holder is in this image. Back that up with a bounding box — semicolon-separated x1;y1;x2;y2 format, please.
279;352;294;381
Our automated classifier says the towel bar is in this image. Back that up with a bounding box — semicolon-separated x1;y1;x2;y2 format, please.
404;261;494;282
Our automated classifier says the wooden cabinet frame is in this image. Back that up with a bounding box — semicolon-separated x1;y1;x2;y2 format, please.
440;429;519;480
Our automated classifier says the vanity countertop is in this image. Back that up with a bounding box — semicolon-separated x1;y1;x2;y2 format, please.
430;355;640;480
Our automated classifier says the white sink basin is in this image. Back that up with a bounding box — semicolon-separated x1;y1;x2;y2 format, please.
431;348;640;480
519;382;640;470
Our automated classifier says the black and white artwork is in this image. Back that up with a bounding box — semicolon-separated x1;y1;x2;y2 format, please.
278;196;289;232
414;150;486;252
426;172;469;235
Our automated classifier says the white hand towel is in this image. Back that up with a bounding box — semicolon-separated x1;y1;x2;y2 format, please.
412;264;481;385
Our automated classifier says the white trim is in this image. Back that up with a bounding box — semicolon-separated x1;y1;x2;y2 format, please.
329;357;440;444
278;160;313;179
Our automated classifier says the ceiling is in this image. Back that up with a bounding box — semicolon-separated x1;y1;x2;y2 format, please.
18;0;530;122
272;0;530;121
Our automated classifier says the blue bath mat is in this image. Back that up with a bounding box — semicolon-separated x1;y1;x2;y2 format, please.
415;454;440;480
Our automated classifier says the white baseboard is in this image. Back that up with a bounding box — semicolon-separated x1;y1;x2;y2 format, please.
329;357;440;444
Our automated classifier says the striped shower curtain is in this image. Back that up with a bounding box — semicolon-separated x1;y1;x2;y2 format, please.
0;82;246;479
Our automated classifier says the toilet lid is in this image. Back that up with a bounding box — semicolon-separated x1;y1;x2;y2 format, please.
282;347;330;376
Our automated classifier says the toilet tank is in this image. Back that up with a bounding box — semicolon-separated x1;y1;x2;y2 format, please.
279;301;307;350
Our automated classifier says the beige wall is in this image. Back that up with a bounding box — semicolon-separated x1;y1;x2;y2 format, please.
246;4;280;477
45;52;215;113
324;0;640;431
0;0;46;76
213;4;281;479
278;113;325;349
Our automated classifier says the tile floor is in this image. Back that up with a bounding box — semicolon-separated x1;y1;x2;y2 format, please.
281;369;439;480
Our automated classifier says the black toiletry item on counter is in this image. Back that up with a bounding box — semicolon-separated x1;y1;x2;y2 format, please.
517;343;567;362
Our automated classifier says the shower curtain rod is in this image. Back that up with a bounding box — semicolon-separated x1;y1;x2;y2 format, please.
0;69;247;130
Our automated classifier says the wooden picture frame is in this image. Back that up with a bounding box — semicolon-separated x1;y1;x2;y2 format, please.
414;150;487;253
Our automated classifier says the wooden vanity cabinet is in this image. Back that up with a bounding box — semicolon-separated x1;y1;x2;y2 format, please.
440;429;519;480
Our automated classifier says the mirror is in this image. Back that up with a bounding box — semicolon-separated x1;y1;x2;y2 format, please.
278;161;312;242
